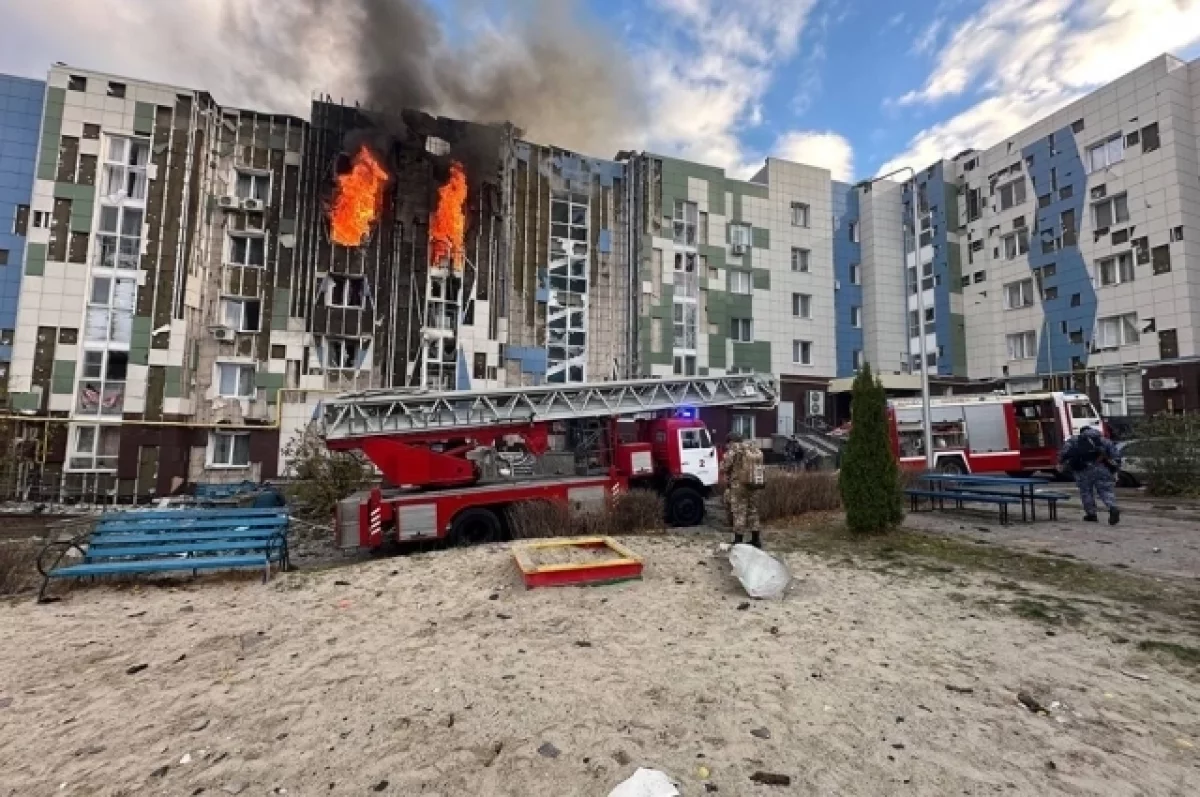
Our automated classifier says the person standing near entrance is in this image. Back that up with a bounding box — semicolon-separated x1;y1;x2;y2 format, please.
720;431;765;547
1058;426;1122;524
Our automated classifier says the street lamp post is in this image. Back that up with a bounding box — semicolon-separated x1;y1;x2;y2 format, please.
855;167;935;471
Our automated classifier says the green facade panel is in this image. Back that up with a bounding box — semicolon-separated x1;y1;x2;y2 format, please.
10;392;40;412
37;88;65;181
50;360;76;394
751;227;770;250
129;316;152;365
730;193;743;224
728;179;770;200
699;244;726;271
707;335;728;368
257;371;285;403
163;365;184;399
752;269;770;290
732;341;772;373
25;243;46;276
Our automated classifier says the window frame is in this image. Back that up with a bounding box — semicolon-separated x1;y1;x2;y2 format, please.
1095;313;1140;350
327;274;367;308
731;318;753;343
227;232;267;268
792;339;813;366
791;247;810;273
997;177;1027;210
1006;330;1037;361
216;362;256;398
673;200;698;246
1086;134;1125;172
220;297;263;332
728;270;752;295
1097;252;1134;287
790;202;810;228
848;263;861;285
234;169;271;202
850;305;862;328
792;292;812;319
1092;193;1129;229
1003;278;1035;309
208;431;252;469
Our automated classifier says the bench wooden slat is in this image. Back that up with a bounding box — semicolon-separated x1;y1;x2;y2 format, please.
87;529;284;547
94;516;288;535
905;489;1019;503
49;555;271;578
86;540;285;560
97;507;287;522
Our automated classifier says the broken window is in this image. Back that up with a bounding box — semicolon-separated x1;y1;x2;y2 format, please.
107;81;126;98
973;271;987;284
791;202;810;228
1096;313;1139;349
1071;119;1085;134
227;233;265;267
1151;244;1172;275
1092;193;1128;229
673;201;698;246
82;123;100;140
1058;185;1073;201
1097;253;1134;287
221;298;262;332
1004;279;1034;309
1111;229;1130;245
966;187;981;221
1002;230;1029;260
68;424;120;472
327;274;366;308
1159;329;1179;360
1060;209;1077;248
101;137;150;202
1085;134;1124;172
13;204;29;236
425;136;450;156
95;205;143;270
997;178;1027;211
1132;236;1150;265
1170;226;1184;243
85;275;135;344
1141;122;1160;154
235;170;270;202
67;75;86;92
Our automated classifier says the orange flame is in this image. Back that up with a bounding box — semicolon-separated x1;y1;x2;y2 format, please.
329;146;390;247
430;161;467;270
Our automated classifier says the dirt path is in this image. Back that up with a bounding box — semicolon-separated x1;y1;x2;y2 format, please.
1;535;1198;796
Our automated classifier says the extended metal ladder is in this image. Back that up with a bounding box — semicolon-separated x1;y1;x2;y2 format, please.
321;374;778;440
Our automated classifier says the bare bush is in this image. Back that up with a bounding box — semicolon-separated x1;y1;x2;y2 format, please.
0;541;38;596
1133;414;1200;497
281;428;376;520
758;471;842;523
507;490;666;540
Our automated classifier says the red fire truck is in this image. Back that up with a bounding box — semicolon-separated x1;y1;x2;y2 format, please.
886;391;1104;475
322;375;778;550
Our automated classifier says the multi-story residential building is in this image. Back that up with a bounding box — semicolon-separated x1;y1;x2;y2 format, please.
0;74;43;387
627;154;841;440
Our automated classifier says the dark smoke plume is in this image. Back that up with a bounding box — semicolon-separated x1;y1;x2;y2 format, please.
223;0;647;158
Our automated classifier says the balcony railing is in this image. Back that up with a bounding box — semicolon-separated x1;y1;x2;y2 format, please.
76;381;125;417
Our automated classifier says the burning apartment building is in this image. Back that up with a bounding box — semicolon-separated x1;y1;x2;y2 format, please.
3;65;638;502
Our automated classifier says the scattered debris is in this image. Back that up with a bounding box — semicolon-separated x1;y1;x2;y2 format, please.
334;580;351;587
612;750;632;766
729;545;791;600
768;626;780;635
179;605;195;613
749;771;792;786
736;602;751;611
945;684;974;695
444;713;455;728
179;753;192;765
1120;670;1151;682
488;593;499;601
127;611;147;618
704;784;719;793
575;641;593;648
891;743;905;750
481;741;503;767
750;727;771;739
608;768;680;797
497;613;513;621
1045;761;1057;771
126;664;149;675
372;780;389;792
149;765;170;778
189;718;210;732
537;742;561;759
222;783;247;795
1017;692;1046;713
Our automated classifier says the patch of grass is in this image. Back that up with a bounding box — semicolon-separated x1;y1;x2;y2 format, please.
1137;640;1200;666
768;516;1200;627
1010;597;1084;626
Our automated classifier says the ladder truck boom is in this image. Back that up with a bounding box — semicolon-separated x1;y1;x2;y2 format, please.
321;374;778;441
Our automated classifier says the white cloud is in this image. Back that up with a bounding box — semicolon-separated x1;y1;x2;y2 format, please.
775;131;855;181
882;0;1200;175
641;0;820;175
912;17;946;55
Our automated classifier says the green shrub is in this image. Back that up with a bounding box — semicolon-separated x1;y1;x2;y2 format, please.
1132;414;1200;496
281;429;376;520
838;363;904;534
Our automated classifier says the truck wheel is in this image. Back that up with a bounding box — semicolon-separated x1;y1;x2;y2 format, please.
666;487;706;528
937;457;967;475
450;508;503;547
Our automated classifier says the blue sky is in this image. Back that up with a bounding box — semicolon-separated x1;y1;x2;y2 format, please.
3;0;1200;181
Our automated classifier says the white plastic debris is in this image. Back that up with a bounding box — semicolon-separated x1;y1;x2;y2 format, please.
608;768;680;797
729;544;792;600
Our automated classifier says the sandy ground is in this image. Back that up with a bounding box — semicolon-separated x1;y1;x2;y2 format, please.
905;491;1200;581
2;534;1199;797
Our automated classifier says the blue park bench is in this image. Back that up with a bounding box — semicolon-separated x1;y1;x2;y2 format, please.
36;507;290;602
906;473;1071;524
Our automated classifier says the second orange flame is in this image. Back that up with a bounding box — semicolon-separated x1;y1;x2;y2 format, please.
430;161;467;270
330;146;390;248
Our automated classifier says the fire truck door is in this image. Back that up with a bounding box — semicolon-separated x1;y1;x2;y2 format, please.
679;428;718;487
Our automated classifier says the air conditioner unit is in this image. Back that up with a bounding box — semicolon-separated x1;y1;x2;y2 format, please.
1149;377;1178;391
731;243;747;255
211;326;236;341
241;198;265;212
807;390;825;417
217;195;238;209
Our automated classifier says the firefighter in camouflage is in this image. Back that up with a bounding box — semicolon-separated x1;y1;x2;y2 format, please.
720;431;764;548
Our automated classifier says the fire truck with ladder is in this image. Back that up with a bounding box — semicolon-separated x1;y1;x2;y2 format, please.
885;390;1104;475
322;375;778;550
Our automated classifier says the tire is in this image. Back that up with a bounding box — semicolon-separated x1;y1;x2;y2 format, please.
1116;470;1139;489
666;486;706;528
936;457;967;476
449;507;503;547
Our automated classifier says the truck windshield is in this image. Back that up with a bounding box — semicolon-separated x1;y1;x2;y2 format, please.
1069;402;1098;419
698;428;712;449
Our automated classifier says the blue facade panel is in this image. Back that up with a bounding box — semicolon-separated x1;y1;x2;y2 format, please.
0;74;44;364
904;162;958;376
831;181;862;377
1022;127;1096;374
